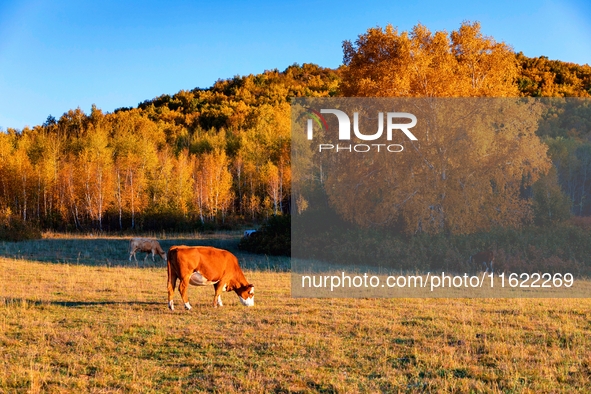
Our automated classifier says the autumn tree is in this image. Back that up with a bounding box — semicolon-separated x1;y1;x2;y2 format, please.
0;131;29;221
532;166;572;225
341;22;519;97
110;109;161;229
316;22;551;234
0;132;12;210
78;112;114;230
262;161;281;215
545;135;591;216
193;149;233;222
517;53;591;97
151;148;175;213
58;157;79;229
171;149;195;218
35;127;63;226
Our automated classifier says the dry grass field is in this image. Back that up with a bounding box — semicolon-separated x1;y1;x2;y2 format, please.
1;235;591;393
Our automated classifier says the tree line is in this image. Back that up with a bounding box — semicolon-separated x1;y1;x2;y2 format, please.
1;22;590;233
0;64;339;231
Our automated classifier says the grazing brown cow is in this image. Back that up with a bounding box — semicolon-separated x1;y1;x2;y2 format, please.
129;238;167;262
167;245;254;310
470;250;494;273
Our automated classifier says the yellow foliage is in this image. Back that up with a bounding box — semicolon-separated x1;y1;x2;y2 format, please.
341;22;519;98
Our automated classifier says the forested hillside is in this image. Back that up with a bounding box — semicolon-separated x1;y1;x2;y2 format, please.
0;64;340;231
1;22;590;233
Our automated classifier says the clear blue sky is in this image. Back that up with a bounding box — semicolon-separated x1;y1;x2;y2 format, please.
1;0;590;130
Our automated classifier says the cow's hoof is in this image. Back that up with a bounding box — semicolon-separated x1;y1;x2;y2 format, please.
168;300;174;311
184;302;192;310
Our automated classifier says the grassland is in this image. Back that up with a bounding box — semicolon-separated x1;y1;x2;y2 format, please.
0;232;289;271
1;234;591;393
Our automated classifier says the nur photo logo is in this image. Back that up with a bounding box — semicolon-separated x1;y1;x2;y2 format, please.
305;107;418;153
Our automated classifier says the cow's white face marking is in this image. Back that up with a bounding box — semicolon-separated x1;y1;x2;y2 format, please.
239;296;254;307
168;300;174;311
184;302;192;310
189;271;219;286
222;284;227;292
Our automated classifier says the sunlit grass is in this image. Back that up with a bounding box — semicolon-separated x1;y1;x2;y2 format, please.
1;236;591;392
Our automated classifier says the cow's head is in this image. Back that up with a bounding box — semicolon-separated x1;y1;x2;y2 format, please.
236;284;254;307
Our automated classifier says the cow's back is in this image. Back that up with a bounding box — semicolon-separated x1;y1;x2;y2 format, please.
131;237;152;251
195;246;246;283
169;246;243;283
130;237;143;250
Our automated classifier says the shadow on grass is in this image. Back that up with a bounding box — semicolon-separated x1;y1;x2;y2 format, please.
0;237;290;271
1;297;163;308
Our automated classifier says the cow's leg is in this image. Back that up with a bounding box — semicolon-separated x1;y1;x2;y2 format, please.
151;250;155;262
179;276;192;310
213;282;224;307
167;271;178;311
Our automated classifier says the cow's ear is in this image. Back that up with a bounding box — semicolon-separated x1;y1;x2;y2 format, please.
249;285;254;295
